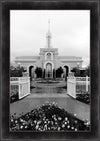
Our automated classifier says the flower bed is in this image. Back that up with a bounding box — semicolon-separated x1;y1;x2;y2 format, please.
10;102;90;131
76;93;90;104
10;89;19;103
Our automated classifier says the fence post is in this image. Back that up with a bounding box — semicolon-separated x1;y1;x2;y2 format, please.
86;76;88;92
67;77;69;94
28;77;30;94
18;77;21;99
74;77;76;98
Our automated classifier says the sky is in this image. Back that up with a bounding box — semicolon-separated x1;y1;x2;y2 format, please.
10;10;90;67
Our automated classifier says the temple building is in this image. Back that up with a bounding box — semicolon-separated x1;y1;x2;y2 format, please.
15;21;83;78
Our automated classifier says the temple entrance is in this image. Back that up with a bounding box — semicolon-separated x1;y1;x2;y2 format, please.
64;66;69;77
46;63;52;78
29;66;34;80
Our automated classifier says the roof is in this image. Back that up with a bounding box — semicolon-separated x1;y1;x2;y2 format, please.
58;56;82;59
15;56;40;59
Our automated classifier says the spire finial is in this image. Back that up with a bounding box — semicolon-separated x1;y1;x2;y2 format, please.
48;19;50;32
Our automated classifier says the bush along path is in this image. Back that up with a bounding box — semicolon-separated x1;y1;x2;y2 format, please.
10;90;19;103
76;93;90;104
10;102;90;131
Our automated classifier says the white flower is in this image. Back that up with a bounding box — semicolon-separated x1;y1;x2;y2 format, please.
48;127;50;130
37;121;41;125
36;125;39;130
64;122;67;125
53;102;56;105
51;121;53;125
20;126;23;129
75;128;78;131
86;122;90;126
65;117;68;121
48;121;50;124
34;120;37;123
38;128;41;131
11;119;13;122
62;124;65;128
22;122;26;125
71;126;74;130
20;119;23;122
54;118;57;121
58;127;61;131
55;122;57;125
74;113;77;117
44;125;47;129
67;125;70;128
58;117;62;120
25;126;27;129
44;121;47;124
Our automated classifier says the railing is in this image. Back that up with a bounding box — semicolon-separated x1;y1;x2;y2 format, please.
10;77;30;99
67;76;90;98
10;77;19;81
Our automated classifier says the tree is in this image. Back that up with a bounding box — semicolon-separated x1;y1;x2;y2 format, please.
56;67;63;78
10;65;26;77
71;65;90;77
71;67;80;77
85;65;90;76
53;69;56;79
43;69;45;78
35;67;42;78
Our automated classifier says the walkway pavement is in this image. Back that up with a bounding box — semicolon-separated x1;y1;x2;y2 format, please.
31;80;67;88
10;93;90;122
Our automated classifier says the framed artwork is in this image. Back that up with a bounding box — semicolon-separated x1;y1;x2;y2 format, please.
0;0;99;140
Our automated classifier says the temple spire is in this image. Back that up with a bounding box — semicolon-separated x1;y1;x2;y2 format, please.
46;19;51;48
48;19;50;32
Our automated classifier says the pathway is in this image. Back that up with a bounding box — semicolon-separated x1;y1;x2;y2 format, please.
10;93;90;122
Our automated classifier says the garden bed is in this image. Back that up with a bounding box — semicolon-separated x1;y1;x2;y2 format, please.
10;102;90;131
76;93;90;104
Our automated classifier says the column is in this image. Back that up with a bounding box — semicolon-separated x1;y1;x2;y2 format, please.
86;76;88;92
68;66;71;73
27;66;29;73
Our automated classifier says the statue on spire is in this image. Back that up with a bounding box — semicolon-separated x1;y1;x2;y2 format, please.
46;19;51;48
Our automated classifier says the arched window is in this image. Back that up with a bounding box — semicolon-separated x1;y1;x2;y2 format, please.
47;53;51;60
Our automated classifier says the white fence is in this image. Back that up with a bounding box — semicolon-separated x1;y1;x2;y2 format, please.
10;77;30;99
67;76;90;98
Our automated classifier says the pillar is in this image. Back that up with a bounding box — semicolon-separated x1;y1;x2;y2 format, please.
27;66;29;74
63;67;66;78
68;66;71;73
86;76;88;92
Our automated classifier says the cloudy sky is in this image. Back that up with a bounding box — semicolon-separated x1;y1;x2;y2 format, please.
10;10;90;67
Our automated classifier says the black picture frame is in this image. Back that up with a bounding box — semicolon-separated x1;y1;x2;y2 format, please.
0;0;100;140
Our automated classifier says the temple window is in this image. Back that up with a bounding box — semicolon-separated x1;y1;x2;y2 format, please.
47;53;51;60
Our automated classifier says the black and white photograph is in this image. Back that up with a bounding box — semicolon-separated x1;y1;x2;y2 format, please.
10;10;90;132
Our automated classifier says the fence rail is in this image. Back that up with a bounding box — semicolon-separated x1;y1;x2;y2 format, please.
10;77;30;99
67;76;90;98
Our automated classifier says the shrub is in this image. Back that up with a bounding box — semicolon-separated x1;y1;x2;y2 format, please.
10;90;19;103
76;93;90;104
10;102;90;131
